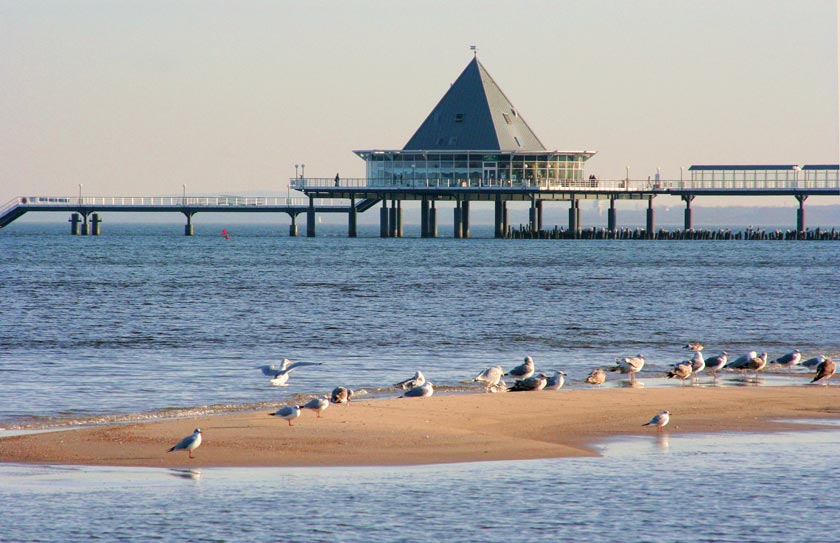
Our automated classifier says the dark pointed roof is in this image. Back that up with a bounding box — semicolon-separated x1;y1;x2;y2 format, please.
403;57;546;151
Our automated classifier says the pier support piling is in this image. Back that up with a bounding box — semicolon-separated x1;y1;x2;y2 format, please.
537;200;544;232
397;200;404;238
607;198;617;234
69;213;81;235
90;213;101;236
454;201;463;239
306;197;316;237
80;213;89;236
646;198;656;239
568;199;579;239
682;195;695;231
388;200;399;238
494;197;506;238
289;214;298;237
421;198;429;238
461;200;470;239
183;212;194;236
796;194;808;238
428;201;437;238
348;198;357;238
380;201;390;238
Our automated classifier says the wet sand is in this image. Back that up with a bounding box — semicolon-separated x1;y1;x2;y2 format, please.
1;386;838;467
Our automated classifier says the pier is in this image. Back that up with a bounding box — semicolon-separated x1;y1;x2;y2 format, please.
0;195;352;237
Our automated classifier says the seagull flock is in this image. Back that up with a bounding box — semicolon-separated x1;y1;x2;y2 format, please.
166;346;836;459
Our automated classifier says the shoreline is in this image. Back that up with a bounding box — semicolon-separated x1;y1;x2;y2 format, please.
0;386;838;468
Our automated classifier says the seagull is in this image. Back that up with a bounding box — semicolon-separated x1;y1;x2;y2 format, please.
330;386;353;405
402;382;434;397
301;396;329;418
544;370;567;390
684;342;704;352
802;354;828;370
608;354;645;381
811;358;836;385
259;359;322;387
704;352;728;378
394;370;426;391
270;405;301;426
666;362;693;385
508;373;548;392
473;366;505;391
585;368;606;386
688;350;705;379
505;356;535;380
643;410;671;432
770;350;802;370
727;351;758;370
730;352;767;378
167;428;202;459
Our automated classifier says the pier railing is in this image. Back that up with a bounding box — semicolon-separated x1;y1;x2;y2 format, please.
8;195;327;208
292;177;840;193
291;177;653;191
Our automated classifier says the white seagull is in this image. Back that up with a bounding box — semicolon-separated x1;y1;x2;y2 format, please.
402;382;434;398
505;356;535;380
802;354;828;370
259;358;322;387
394;370;426;391
608;354;645;381
301;396;330;418
544;370;567;390
770;350;802;370
167;428;203;459
508;373;548;392
727;351;758;370
704;352;728;378
473;366;505;391
643;411;671;432
270;405;301;426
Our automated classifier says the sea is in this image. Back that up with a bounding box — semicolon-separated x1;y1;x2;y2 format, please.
1;220;839;542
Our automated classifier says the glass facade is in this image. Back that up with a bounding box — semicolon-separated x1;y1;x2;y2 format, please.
355;150;594;188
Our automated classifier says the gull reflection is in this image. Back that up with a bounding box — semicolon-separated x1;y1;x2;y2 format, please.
656;433;670;453
169;468;202;481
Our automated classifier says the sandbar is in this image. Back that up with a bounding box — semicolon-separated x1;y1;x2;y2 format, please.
1;386;838;468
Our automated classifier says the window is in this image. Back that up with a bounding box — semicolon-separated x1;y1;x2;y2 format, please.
454;113;464;123
514;136;522;147
502;112;512;124
511;108;517;117
448;136;458;146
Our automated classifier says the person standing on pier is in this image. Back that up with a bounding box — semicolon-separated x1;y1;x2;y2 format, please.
335;173;340;187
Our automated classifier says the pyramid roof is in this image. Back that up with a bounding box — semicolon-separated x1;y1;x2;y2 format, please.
403;57;546;152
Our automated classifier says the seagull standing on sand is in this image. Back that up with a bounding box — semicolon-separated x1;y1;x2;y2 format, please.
259;359;322;387
301;396;329;418
727;351;758;371
802;355;828;370
394;371;426;391
811;358;836;385
643;411;671;432
544;370;567;390
608;355;645;381
402;382;434;398
330;386;353;405
167;428;202;459
473;366;505;391
770;350;802;370
508;373;548;392
704;352;728;378
666;362;693;385
270;405;301;426
506;356;535;380
585;368;606;386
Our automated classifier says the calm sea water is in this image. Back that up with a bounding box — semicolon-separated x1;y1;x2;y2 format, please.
1;221;839;542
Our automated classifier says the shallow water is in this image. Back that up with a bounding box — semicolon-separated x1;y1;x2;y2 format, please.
1;222;837;429
1;428;838;543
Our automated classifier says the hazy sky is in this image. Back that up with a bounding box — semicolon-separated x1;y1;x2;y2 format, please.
2;0;838;208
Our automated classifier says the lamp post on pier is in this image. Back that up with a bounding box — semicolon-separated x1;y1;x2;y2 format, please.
182;184;186;205
78;183;83;204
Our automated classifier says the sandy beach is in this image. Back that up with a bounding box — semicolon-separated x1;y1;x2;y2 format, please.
1;386;838;468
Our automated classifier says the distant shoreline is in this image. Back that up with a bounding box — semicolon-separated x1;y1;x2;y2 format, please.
0;386;837;468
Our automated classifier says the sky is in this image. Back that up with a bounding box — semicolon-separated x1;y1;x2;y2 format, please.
1;0;838;209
